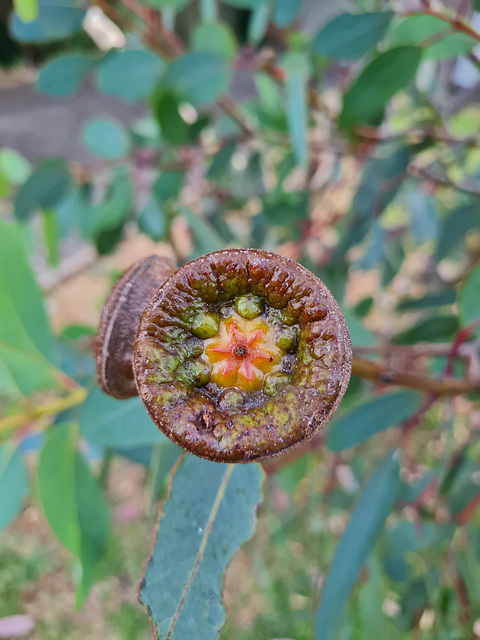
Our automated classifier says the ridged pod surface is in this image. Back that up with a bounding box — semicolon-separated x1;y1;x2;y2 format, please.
133;249;352;462
95;255;176;399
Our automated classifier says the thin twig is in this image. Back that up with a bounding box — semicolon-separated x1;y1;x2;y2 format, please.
351;357;480;395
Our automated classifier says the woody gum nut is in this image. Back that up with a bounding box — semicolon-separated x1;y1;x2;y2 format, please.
133;249;352;463
95;255;176;399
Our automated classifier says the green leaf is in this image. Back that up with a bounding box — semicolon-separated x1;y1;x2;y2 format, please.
393;315;458;344
315;449;400;640
82;119;130;159
153;171;185;203
389;15;477;60
153;91;208;145
0;444;28;532
353;146;411;218
180;206;226;257
14;158;72;220
312;12;392;60
248;1;273;43
96;49;165;102
339;46;422;132
80;386;165;448
42;209;59;267
0;149;31;185
139;455;263;639
396;290;456;311
192;22;237;58
9;0;85;42
37;424;110;605
138;198;166;241
283;53;308;166
407;193;439;243
435;203;479;261
13;0;38;22
327;391;422;451
163;53;232;106
83;170;133;238
37;54;93;97
342;309;377;346
0;221;57;396
458;264;480;334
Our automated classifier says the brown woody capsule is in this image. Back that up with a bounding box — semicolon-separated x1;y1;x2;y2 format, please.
133;249;352;463
95;255;176;399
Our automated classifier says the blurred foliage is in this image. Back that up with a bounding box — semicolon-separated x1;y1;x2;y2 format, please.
1;0;480;638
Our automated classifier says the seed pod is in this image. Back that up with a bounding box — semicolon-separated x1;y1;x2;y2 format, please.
133;249;352;463
95;255;176;399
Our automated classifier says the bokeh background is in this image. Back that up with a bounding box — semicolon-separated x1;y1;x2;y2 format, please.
1;0;480;638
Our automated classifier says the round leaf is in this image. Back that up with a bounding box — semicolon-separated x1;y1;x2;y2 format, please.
82;119;130;159
37;54;93;97
163;52;232;106
96;49;165;102
192;22;237;58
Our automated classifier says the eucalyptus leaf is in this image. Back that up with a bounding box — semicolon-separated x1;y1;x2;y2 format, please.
312;12;392;60
340;47;422;132
37;54;93;97
327;391;422;451
80;386;165;448
163;53;231;106
315;449;400;640
96;50;165;102
0;444;28;532
37;424;110;606
139;455;263;639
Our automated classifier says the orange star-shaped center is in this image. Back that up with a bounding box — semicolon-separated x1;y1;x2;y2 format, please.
203;313;282;391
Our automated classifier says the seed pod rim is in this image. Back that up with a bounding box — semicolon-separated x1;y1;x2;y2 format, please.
133;248;352;463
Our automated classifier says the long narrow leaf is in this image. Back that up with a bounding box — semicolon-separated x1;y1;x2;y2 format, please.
315;449;400;640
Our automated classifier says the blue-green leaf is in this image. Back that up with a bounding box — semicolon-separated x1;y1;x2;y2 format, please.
180;206;226;257
14;158;72;220
315;449;400;640
37;54;93;97
139;455;263;639
283;53;308;166
458;264;480;335
96;50;165;102
327;391;423;451
163;53;232;106
0;444;28;532
80;386;165;448
10;0;85;42
312;12;392;60
435;203;479;261
82;119;130;159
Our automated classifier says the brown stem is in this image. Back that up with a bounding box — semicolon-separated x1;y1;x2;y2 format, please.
351;356;480;395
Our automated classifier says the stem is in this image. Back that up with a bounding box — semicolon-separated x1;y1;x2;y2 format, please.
351;356;480;396
0;387;87;435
